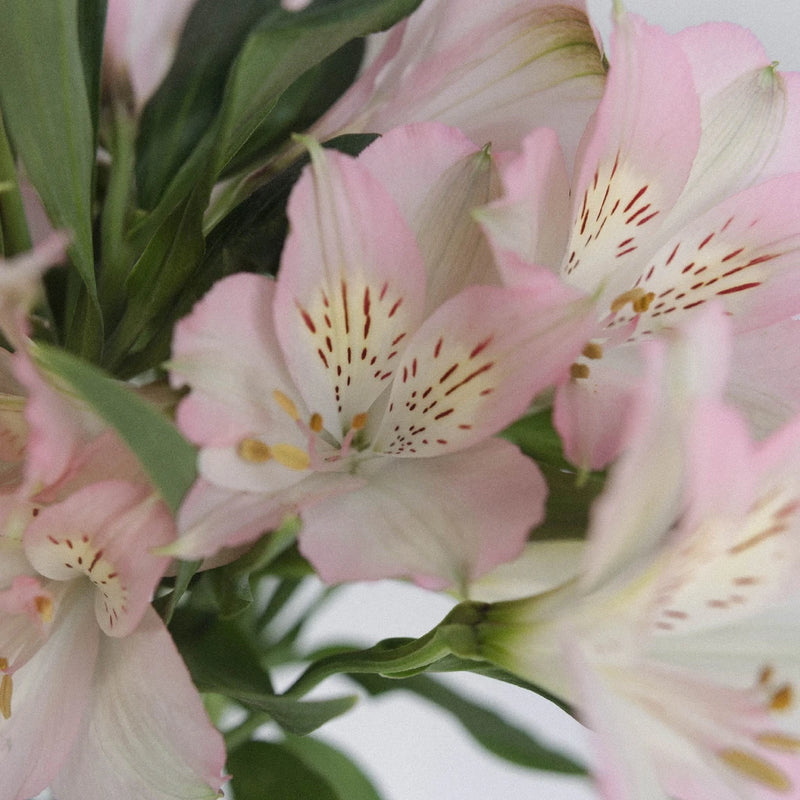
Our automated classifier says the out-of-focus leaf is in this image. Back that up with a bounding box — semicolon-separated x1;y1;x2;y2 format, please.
229;691;357;736
136;0;277;208
0;0;98;330
502;410;605;541
352;673;587;775
283;734;384;800
77;0;107;144
229;741;339;800
32;343;196;513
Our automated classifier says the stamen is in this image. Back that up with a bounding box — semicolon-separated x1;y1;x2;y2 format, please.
34;595;53;623
309;413;323;433
570;363;590;380
351;412;368;431
760;666;775;686
758;732;800;752
0;657;7;671
271;444;311;471
238;439;272;463
610;287;655;314
719;748;791;791
0;673;11;719
582;342;604;360
273;390;300;420
770;685;793;712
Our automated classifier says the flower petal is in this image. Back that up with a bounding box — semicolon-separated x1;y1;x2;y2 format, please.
373;280;595;457
51;606;227;800
299;438;545;588
275;141;426;438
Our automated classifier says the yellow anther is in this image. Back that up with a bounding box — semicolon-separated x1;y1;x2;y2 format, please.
720;749;792;791
273;390;300;420
0;657;7;671
610;287;655;314
570;363;590;380
309;413;323;433
35;595;53;623
271;444;311;471
582;342;604;360
0;673;12;719
237;438;272;463
760;666;775;686
351;412;368;431
770;685;793;712
758;732;800;752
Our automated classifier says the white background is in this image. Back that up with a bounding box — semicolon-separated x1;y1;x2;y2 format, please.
290;3;800;800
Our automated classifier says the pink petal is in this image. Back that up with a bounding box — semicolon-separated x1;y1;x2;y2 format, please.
0;585;98;800
171;272;303;447
275;141;426;438
51;607;227;800
358;122;503;311
298;438;545;588
373;280;595;457
24;481;173;637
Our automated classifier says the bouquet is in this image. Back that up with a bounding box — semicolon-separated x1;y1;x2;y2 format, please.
1;1;799;798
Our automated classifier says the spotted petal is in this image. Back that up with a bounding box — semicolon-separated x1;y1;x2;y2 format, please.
275;140;426;439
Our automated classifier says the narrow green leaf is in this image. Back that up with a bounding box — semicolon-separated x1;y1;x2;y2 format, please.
283;735;384;800
32;343;196;512
353;673;587;775
77;0;108;144
228;691;358;736
0;0;97;304
0;112;31;256
229;741;339;800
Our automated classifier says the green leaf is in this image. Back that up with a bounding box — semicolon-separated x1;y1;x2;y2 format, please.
229;741;339;800
77;0;107;146
212;0;423;176
31;343;196;513
352;673;586;775
229;691;358;736
0;0;98;315
283;735;384;800
136;0;277;208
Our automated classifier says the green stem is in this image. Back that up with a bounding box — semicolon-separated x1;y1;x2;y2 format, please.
0;111;32;255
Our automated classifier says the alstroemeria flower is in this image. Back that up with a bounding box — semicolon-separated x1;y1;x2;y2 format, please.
169;128;596;587
470;309;800;800
480;10;800;469
311;0;605;169
103;0;197;110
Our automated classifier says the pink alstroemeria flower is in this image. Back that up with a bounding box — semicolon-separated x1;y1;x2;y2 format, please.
480;10;800;470
0;241;226;800
312;0;606;169
169;126;596;588
472;309;800;800
103;0;197;110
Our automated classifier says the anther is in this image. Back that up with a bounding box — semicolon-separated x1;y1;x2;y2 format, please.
273;390;300;420
35;595;53;623
758;732;800;752
719;749;792;791
271;444;311;471
0;673;12;719
582;342;604;360
610;287;655;314
309;413;323;433
351;412;368;431
570;363;590;380
770;685;793;712
238;439;273;463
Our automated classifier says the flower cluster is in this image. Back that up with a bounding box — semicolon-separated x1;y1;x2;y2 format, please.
1;1;800;798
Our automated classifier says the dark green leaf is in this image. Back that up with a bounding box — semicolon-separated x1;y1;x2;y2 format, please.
352;673;586;775
136;0;277;208
32;343;196;512
0;0;98;315
283;735;384;800
229;741;339;800
77;0;107;145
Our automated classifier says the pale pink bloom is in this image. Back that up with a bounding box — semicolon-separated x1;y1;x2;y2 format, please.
310;0;606;168
103;0;197;110
479;11;800;469
169;126;596;587
474;309;800;800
